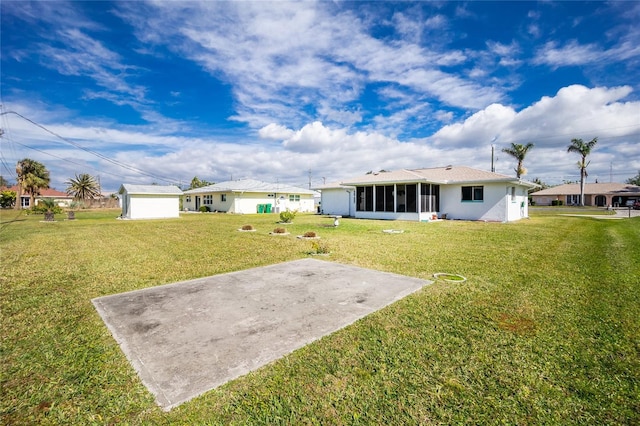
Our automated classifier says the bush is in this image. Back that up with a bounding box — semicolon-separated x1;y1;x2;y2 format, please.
199;205;210;212
551;200;564;206
0;190;16;208
311;240;330;254
303;231;317;238
29;201;64;215
279;209;296;223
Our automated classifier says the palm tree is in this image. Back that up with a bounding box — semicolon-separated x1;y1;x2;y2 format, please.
502;142;534;178
65;173;101;201
39;197;57;221
567;137;598;207
15;158;50;210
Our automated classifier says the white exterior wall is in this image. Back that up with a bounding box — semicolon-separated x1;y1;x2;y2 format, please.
184;191;315;214
320;188;354;216
440;183;529;222
125;194;180;219
505;187;529;221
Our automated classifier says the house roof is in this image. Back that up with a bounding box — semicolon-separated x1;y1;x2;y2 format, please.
1;185;72;198
311;181;353;190
531;183;640;196
183;179;316;195
340;166;538;188
119;184;183;195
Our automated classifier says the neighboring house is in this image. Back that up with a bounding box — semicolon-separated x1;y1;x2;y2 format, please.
530;183;640;207
1;185;74;209
118;184;183;220
318;166;538;222
182;179;316;214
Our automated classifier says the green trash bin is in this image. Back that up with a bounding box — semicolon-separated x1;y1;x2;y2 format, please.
265;204;272;213
257;204;264;213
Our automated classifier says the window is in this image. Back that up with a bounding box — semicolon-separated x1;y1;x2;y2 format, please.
221;194;226;202
510;186;516;202
566;194;580;205
374;185;395;212
462;186;483;201
421;184;440;212
289;194;300;202
203;195;213;204
396;184;417;212
356;186;374;211
185;196;191;203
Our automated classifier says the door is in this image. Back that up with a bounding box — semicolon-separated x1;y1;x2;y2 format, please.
195;196;201;210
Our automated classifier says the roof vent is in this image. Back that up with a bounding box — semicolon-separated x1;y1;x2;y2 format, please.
445;165;453;170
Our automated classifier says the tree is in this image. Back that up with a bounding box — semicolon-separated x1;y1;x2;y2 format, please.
1;190;16;208
65;173;100;201
529;178;550;193
0;175;12;187
189;176;214;189
502;142;534;178
15;158;50;210
567;137;597;207
626;170;640;186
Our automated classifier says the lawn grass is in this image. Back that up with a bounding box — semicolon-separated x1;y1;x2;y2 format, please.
1;209;639;424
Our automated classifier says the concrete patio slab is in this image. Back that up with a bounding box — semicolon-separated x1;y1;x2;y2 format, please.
92;258;431;410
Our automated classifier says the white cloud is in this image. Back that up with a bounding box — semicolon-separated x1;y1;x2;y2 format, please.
258;123;295;141
430;85;640;182
115;1;507;130
424;15;447;30
533;40;601;67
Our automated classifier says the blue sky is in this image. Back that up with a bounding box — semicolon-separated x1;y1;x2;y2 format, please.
1;1;639;192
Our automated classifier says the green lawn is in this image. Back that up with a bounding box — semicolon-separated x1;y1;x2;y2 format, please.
1;209;639;425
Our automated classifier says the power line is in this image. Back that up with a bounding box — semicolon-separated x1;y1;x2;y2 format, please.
0;110;176;184
4;138;129;181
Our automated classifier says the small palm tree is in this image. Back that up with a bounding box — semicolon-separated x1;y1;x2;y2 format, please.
567;137;598;207
502;142;534;178
15;158;50;210
65;173;100;202
39;197;57;221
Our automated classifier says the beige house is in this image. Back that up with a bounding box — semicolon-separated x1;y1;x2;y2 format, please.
1;185;74;209
183;179;316;214
530;183;640;207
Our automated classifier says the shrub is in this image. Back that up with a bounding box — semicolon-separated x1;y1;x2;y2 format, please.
0;190;16;208
199;205;210;212
273;227;286;234
303;231;317;238
241;224;254;231
551;200;564;206
279;209;297;223
311;240;330;254
29;200;64;215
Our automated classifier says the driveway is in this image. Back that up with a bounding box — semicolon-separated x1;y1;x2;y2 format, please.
93;258;431;410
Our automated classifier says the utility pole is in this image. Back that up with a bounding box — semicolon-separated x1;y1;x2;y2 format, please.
308;169;312;189
491;145;495;172
610;162;613;183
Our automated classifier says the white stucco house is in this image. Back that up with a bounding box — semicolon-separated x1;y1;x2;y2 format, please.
315;166;538;222
118;184;183;220
182;179;317;214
